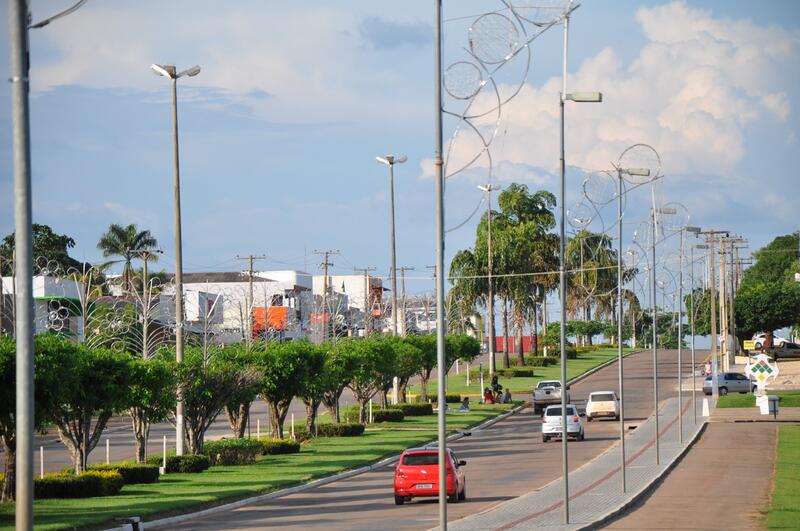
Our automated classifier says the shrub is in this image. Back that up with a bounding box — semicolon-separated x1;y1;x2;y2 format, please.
88;463;159;485
258;438;301;455
34;470;123;499
145;453;211;473
372;409;405;422
417;393;461;403
525;356;557;367
294;422;366;441
391;402;434;416
496;367;535;378
202;438;262;466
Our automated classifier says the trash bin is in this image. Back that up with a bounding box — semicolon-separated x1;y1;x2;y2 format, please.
768;395;779;419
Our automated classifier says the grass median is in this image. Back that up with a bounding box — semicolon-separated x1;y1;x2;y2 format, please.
766;424;800;528
409;347;635;396
0;404;514;531
716;390;800;408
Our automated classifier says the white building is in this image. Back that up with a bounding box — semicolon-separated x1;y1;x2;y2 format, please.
1;275;85;337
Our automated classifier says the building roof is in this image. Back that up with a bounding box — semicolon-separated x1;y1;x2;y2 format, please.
179;272;275;284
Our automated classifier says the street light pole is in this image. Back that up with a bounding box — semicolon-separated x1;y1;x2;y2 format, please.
650;206;660;465
478;184;498;374
685;228;701;426
151;63;201;455
433;1;447;527
8;0;34;524
376;154;407;336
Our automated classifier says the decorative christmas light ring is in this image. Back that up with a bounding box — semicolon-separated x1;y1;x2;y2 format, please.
567;201;595;230
506;0;574;26
582;170;619;208
468;12;521;66
657;201;690;236
444;61;486;101
617;143;661;185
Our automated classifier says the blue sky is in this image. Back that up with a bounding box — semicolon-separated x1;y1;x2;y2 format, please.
0;0;798;299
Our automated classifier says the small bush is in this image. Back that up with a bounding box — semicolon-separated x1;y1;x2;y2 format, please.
202;438;261;466
34;470;123;499
391;402;434;416
145;453;211;473
417;393;461;404
258;438;301;455
294;422;366;441
88;463;159;485
372;409;405;422
525;356;558;367
496;367;535;378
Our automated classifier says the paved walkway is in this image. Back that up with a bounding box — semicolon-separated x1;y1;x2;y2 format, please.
448;396;709;530
603;422;777;530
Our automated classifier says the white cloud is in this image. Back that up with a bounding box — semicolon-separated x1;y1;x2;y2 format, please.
434;1;800;179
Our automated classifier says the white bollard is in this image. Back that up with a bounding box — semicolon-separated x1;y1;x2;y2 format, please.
106;439;110;465
369;400;373;424
161;435;167;474
392;376;399;405
702;398;710;417
257;419;261;440
466;362;471;386
40;446;44;479
456;359;460;375
291;413;295;440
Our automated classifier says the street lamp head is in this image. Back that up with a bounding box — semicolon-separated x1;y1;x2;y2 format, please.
686;226;701;234
376;154;407;166
150;64;176;79
566;92;603;103
694;244;709;249
655;207;677;215
178;65;201;78
622;167;650;177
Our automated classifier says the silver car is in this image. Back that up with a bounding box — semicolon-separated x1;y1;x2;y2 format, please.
541;404;584;442
702;372;755;396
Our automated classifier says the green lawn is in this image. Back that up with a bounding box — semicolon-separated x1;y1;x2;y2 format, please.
716;391;800;408
766;425;800;528
0;404;513;531
409;348;635;395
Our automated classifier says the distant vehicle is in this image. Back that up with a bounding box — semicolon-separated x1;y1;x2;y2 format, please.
533;380;570;414
773;342;800;359
585;391;620;421
752;333;787;350
703;372;756;396
393;447;466;505
542;404;584;442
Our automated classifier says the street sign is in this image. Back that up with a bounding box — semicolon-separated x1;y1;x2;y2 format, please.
743;340;756;351
745;354;780;394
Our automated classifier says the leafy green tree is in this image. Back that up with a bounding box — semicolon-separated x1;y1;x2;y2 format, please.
387;338;425;403
735;233;800;339
405;335;438;401
0;337;15;500
97;223;158;291
0;224;84;275
345;338;395;423
218;344;263;438
256;341;311;438
295;341;327;433
128;357;177;462
35;337;133;472
320;340;358;423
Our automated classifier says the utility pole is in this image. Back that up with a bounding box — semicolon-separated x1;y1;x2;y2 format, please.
235;254;267;346
478;184;498;374
426;265;436;335
700;229;728;397
398;266;415;336
354;267;376;336
315;250;339;340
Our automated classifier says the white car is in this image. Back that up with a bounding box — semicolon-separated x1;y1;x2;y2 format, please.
585;391;620;421
541;404;584;442
752;333;787;349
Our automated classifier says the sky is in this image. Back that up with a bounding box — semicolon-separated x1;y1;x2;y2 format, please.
0;0;798;302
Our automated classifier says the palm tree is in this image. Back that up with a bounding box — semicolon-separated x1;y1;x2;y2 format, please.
97;224;158;292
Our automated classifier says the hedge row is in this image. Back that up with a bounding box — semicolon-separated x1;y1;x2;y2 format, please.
372;409;404;423
416;393;462;403
495;367;536;377
145;454;211;473
258;438;301;455
202;438;261;466
295;422;366;441
391;402;434;416
33;470;123;499
88;463;159;485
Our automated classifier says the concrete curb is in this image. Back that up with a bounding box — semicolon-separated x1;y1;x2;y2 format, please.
126;403;526;531
577;420;708;531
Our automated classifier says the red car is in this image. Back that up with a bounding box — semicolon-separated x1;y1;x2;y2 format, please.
393;447;467;505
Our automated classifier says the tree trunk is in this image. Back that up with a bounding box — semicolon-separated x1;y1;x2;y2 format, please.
304;399;320;433
502;297;510;368
419;369;432;402
225;402;251;439
515;307;525;365
55;411;112;473
1;436;14;501
380;384;391;409
586;304;593;346
268;401;290;438
358;399;370;424
130;407;150;463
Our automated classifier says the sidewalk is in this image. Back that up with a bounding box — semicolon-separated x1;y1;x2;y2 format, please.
448;396;709;530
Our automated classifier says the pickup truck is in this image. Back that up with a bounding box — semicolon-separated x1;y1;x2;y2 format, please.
533;380;570;414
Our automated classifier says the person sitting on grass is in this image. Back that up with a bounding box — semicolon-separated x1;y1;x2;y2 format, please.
459;396;470;412
483;387;494;404
503;388;512;404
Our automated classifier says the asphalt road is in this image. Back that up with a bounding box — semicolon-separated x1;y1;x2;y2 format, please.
163;348;704;530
